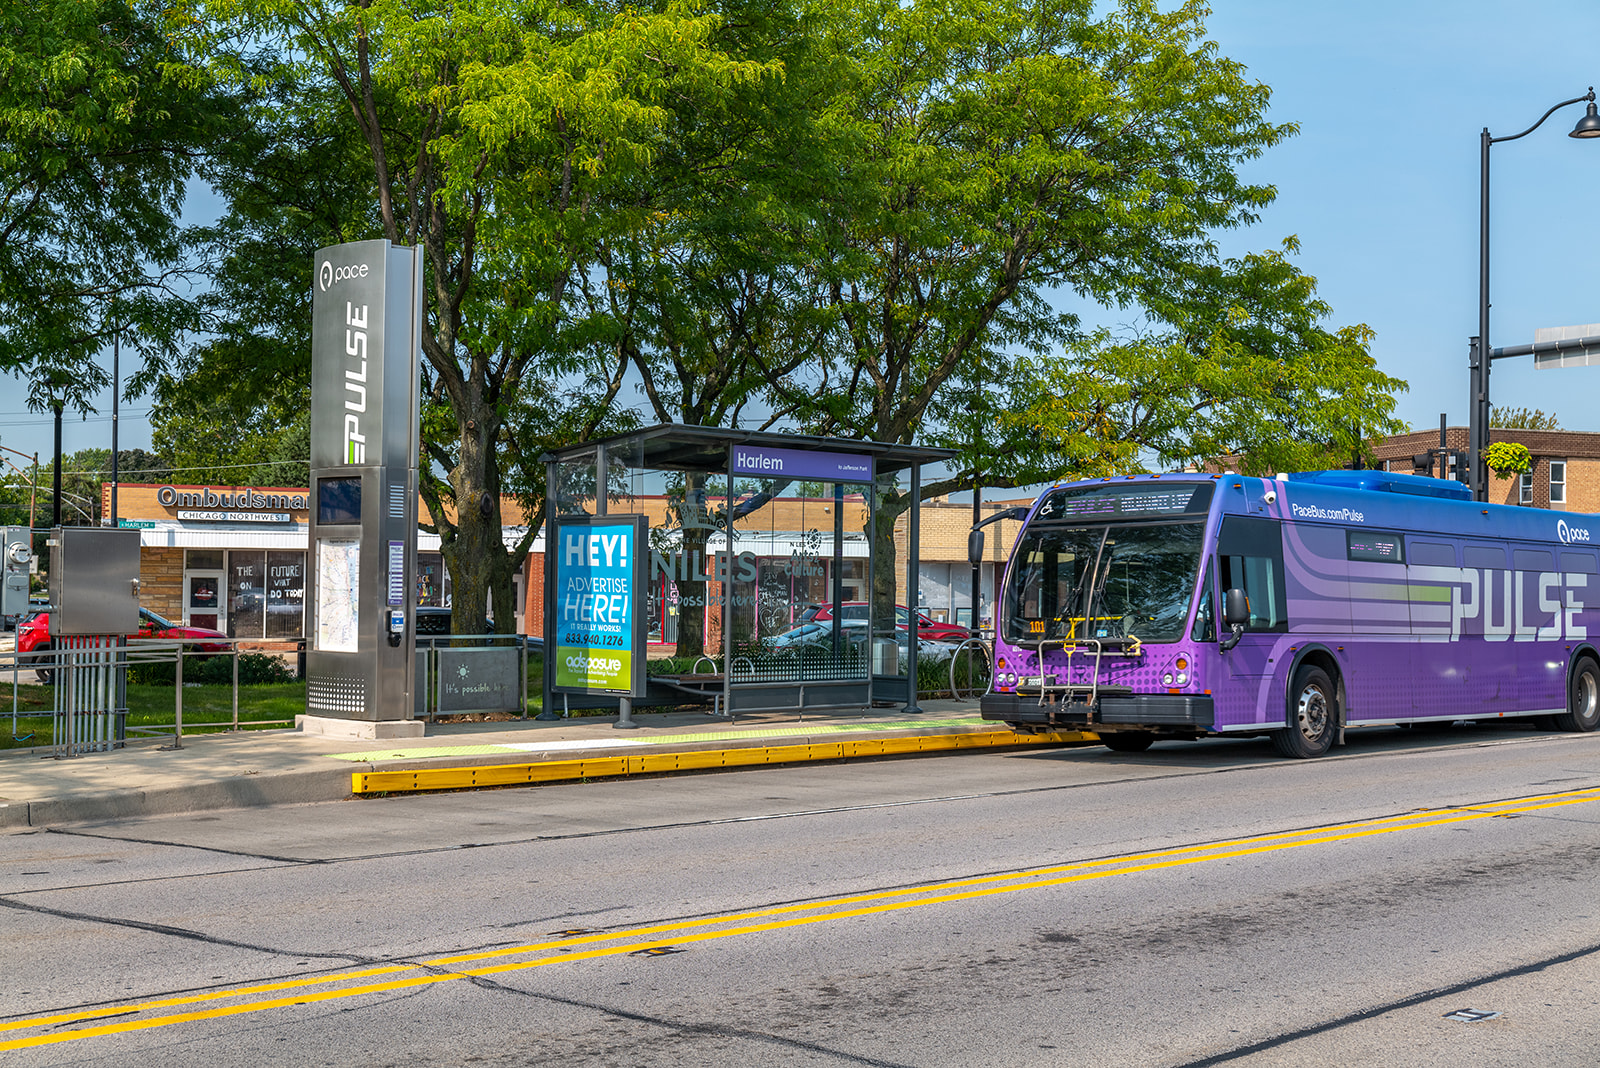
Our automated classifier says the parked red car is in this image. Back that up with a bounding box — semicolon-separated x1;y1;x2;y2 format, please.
796;602;971;642
18;607;228;682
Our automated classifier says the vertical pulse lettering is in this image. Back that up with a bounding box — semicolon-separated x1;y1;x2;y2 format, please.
344;301;368;464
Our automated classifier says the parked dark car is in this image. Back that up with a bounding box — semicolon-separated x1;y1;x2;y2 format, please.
415;606;452;636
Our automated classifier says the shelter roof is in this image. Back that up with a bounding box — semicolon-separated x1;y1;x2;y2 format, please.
541;424;955;475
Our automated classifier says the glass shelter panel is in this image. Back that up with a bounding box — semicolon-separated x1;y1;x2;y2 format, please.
551;452;599;518
728;477;873;684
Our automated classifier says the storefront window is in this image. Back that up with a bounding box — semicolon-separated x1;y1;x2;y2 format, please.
265;551;305;638
228;551;266;637
417;552;451;607
186;549;224;571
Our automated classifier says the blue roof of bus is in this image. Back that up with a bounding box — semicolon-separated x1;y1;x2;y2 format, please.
1284;470;1473;501
1028;470;1590;549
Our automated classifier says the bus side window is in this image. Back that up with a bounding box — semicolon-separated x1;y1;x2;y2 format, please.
1464;544;1506;570
1513;548;1554;573
1408;540;1456;567
1217;516;1287;633
1192;563;1215;642
1561;550;1598;574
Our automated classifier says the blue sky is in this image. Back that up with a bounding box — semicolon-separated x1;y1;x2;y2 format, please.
7;0;1600;472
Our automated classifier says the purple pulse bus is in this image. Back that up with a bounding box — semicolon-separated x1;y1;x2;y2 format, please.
976;468;1600;758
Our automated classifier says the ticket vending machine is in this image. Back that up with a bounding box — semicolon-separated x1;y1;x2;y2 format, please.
302;239;422;737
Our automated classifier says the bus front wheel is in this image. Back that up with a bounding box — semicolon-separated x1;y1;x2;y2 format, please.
1273;665;1336;759
1554;657;1600;732
1101;731;1155;753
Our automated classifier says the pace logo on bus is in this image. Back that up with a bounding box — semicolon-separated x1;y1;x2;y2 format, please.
1558;519;1592;545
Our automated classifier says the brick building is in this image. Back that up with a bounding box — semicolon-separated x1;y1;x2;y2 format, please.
1367;426;1600;511
101;481;1027;645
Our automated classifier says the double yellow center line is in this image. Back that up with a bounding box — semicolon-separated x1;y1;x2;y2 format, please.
6;784;1599;1052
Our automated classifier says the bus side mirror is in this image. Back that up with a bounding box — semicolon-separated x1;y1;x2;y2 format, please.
1220;588;1249;651
1223;588;1249;626
967;529;984;565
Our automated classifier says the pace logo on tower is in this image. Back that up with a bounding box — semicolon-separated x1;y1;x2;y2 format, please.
318;259;370;293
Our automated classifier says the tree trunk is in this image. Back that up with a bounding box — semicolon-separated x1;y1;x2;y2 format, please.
440;395;507;636
869;481;909;637
672;472;711;659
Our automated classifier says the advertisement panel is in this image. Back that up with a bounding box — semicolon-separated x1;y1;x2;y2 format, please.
552;515;647;697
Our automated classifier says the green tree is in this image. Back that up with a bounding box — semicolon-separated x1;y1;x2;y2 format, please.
1484;441;1532;480
173;0;777;634
745;0;1404;614
143;64;384;503
0;0;215;414
1491;406;1561;431
1009;242;1406;477
152;401;308;488
586;0;836;656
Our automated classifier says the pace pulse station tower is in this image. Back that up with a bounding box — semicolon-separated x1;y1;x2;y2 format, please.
303;239;423;735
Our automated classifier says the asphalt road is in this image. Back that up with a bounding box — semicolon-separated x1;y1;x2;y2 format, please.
5;722;1600;1066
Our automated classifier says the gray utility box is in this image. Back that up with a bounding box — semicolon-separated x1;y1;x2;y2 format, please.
48;527;142;636
2;527;30;617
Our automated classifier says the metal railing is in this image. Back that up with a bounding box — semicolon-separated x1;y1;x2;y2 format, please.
5;631;547;756
4;636;306;756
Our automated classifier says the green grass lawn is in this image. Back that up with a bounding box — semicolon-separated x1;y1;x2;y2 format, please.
2;664;549;749
0;681;307;750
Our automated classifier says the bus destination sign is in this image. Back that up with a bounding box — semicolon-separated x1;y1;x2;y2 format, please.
1035;482;1214;522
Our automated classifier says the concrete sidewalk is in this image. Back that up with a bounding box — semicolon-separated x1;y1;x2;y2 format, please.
0;702;1097;828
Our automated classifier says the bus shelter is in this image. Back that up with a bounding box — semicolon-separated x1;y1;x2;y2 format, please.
542;426;955;721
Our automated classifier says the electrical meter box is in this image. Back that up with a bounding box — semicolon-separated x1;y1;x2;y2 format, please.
2;527;30;618
48;527;142;636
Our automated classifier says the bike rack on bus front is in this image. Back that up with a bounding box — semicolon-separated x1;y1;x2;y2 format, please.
1023;626;1143;720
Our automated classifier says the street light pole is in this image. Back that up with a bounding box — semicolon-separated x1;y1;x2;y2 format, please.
51;398;62;528
109;324;119;527
1471;87;1600;502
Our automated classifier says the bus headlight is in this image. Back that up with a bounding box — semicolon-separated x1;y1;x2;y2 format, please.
1175;671;1188;685
1162;672;1174;685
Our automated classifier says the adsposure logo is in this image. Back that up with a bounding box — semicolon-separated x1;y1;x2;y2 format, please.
318;259;370;293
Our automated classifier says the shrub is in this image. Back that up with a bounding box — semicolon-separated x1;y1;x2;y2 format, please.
1485;441;1532;479
129;652;296;687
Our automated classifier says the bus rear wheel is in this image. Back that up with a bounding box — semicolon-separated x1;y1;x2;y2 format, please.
1273;665;1336;759
1553;657;1600;732
1101;731;1155;753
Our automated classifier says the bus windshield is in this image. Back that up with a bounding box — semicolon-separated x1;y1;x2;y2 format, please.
1003;522;1204;645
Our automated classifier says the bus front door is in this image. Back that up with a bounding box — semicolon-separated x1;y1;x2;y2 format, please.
1217;517;1288;726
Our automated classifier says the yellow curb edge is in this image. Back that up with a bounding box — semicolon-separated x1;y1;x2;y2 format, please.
351;729;1099;794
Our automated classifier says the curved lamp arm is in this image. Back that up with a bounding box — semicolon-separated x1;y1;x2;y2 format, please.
1491;87;1596;144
